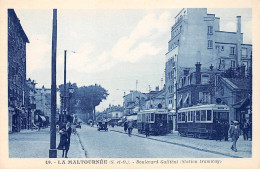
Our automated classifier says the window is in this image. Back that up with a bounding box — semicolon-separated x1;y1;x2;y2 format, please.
201;110;206;121
196;111;200;121
178;113;181;121
208;40;213;49
191;111;194;121
231;60;236;68
207;110;212;121
187;112;191;121
151;113;154;121
208;26;213;35
230;47;235;55
221;46;224;51
201;74;210;84
181;112;185;121
242;48;247;57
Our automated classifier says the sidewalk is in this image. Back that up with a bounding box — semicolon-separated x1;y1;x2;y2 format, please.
109;126;252;158
9;127;85;158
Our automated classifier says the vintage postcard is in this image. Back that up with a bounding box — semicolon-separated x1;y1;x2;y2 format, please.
0;0;260;169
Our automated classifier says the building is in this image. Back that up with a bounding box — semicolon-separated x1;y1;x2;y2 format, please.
8;9;29;132
106;105;124;124
123;91;148;115
213;73;252;123
35;86;51;123
144;86;166;110
24;78;37;129
165;8;252;112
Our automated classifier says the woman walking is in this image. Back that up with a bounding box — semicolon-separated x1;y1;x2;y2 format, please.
65;122;72;158
57;125;68;158
124;121;128;133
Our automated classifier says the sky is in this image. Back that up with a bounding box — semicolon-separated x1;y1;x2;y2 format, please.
15;8;252;112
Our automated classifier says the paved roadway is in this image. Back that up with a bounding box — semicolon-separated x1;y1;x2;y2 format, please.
77;124;227;158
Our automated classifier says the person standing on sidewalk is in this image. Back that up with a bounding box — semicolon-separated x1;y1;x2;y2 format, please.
229;121;241;152
223;121;229;141
127;121;133;137
64;122;72;158
215;120;222;141
57;125;68;158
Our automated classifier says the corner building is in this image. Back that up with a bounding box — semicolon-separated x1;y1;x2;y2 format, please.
165;8;252;112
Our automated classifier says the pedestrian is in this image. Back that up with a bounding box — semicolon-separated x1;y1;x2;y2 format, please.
65;122;72;158
229;121;241;152
57;125;68;158
248;120;252;141
127;121;133;137
242;120;249;141
124;121;128;133
145;123;150;138
215;120;222;141
223;121;229;141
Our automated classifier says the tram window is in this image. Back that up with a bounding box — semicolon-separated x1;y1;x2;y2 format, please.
191;111;194;121
188;112;191;121
151;113;154;121
207;110;212;121
178;113;181;121
218;112;228;121
182;112;185;121
196;111;200;121
201;110;206;121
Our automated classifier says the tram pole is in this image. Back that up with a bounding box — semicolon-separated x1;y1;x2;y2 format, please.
49;9;57;158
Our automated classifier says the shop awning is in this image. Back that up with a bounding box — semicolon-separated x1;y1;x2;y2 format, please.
184;93;189;104
39;115;46;122
177;95;183;106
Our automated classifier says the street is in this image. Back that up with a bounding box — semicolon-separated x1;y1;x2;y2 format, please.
9;123;251;158
77;124;251;158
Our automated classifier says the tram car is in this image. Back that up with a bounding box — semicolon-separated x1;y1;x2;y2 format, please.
137;109;169;136
177;104;229;139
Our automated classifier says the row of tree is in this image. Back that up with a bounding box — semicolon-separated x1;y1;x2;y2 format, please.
59;83;109;121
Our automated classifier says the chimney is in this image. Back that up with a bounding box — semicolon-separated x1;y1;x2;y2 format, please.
237;16;241;33
195;62;201;84
210;64;213;71
184;68;190;76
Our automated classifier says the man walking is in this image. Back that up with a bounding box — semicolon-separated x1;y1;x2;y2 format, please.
229;121;241;152
127;121;133;137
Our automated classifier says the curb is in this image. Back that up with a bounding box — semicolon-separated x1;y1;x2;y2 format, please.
76;131;88;158
109;129;242;158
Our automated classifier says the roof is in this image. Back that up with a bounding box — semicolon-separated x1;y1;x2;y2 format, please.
222;77;251;90
8;9;29;43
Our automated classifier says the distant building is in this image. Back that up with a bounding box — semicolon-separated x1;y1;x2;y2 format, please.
145;86;166;110
24;78;37;129
8;9;29;132
35;86;51;122
123;91;147;115
165;8;252;111
106;105;124;124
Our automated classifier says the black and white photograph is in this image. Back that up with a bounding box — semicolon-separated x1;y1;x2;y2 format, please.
0;0;259;169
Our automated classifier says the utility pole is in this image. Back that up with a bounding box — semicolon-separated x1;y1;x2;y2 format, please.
63;50;67;123
49;9;57;158
136;80;138;91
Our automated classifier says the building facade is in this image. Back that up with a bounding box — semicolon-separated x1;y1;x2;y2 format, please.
123;91;148;115
8;9;29;132
165;8;252;112
35;86;51;121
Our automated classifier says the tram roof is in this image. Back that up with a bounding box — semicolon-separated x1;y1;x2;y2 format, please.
178;104;229;112
139;108;168;114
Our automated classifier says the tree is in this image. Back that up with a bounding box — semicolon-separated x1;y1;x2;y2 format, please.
75;84;109;121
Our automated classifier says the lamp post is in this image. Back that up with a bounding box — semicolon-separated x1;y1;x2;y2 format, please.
68;82;74;123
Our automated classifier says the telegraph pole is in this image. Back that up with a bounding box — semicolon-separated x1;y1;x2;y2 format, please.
49;9;57;158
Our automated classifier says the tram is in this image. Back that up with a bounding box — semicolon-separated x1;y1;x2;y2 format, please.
177;104;229;139
137;109;169;136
